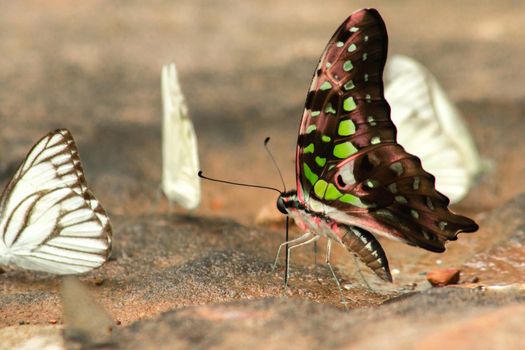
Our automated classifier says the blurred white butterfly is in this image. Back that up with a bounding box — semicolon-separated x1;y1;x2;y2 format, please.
384;55;486;203
161;63;201;210
0;129;112;274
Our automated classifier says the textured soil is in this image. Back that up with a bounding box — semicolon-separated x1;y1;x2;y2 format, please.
1;1;525;348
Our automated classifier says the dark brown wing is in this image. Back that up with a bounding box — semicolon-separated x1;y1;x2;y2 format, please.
294;8;478;251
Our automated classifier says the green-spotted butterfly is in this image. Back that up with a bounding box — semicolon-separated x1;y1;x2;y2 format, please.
275;8;478;283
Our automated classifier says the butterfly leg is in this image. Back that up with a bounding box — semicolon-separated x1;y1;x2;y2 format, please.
285;234;320;286
325;239;350;311
272;231;313;272
313;240;319;278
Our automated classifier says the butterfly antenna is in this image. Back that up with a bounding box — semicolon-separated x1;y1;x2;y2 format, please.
263;137;286;192
198;171;282;194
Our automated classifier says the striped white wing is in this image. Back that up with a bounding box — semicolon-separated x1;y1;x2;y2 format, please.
384;55;486;203
161;63;201;210
0;129;112;274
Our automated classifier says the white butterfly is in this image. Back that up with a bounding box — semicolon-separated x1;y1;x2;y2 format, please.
161;63;201;210
384;55;486;203
0;129;112;274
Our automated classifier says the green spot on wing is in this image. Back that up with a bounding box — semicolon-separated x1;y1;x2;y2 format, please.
315;156;326;167
347;43;357;52
314;180;328;198
325;103;336;114
311;111;321;117
365;179;379;188
371;136;381;144
319;81;332;91
390;162;404;176
343;60;353;72
343;97;357;112
336;41;344;47
303;163;318;186
333;142;357;158
338;119;356;136
395;195;408;204
343;80;355;91
322;135;331;142
325;183;342;200
413;177;420;190
306;124;317;134
339;193;367;208
304;143;315;154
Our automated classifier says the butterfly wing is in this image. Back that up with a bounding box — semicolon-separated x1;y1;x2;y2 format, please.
0;129;112;274
296;8;478;252
161;63;201;210
384;54;485;203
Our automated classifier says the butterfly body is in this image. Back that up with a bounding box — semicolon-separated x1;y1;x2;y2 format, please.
277;8;478;282
279;191;345;244
0;129;112;274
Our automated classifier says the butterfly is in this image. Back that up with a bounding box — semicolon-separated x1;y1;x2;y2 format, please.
275;8;479;283
0;129;112;274
384;54;486;203
161;63;201;210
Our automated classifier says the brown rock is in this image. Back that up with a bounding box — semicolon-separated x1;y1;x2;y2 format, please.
427;268;461;287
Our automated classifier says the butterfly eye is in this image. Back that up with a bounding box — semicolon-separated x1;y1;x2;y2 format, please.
276;196;288;214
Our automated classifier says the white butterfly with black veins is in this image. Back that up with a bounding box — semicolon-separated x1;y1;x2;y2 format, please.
0;129;112;274
384;55;486;203
161;63;201;210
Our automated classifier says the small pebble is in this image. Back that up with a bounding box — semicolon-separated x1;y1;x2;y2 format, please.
391;268;400;275
209;197;225;211
92;276;105;286
48;319;57;325
426;268;460;287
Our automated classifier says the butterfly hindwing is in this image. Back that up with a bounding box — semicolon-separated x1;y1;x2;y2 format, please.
296;8;477;252
326;144;478;251
0;129;112;274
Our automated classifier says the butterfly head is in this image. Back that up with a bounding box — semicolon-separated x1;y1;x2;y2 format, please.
276;190;299;215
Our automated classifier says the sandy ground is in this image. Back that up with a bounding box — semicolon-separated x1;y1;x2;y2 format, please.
1;0;525;348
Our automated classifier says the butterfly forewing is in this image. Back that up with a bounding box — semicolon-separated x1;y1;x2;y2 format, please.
161;63;201;210
0;129;112;274
297;9;395;203
296;8;478;254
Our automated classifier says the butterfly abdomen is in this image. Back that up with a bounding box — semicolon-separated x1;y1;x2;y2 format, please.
340;225;392;282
